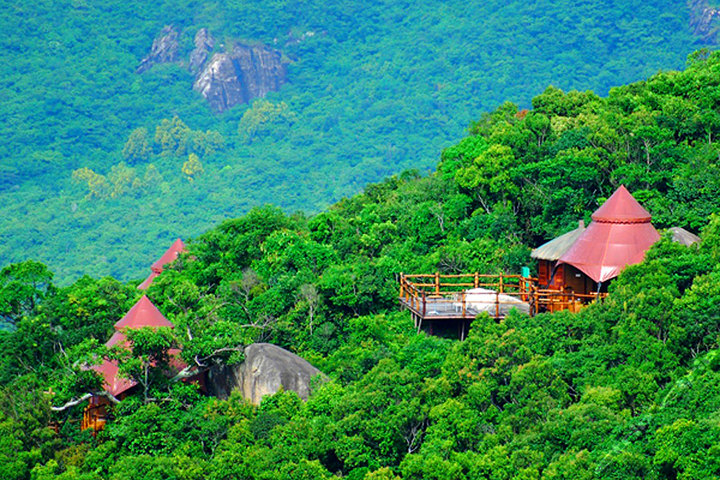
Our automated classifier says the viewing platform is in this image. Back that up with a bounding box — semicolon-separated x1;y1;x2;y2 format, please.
399;273;606;339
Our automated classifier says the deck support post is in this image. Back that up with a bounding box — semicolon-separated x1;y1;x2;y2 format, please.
422;291;426;316
495;291;500;318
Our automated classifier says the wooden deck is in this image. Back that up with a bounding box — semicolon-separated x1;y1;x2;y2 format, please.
399;273;606;338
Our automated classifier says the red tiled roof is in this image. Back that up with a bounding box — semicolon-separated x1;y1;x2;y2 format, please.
92;359;137;397
137;271;159;290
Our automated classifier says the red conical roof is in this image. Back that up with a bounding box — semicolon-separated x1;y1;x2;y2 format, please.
591;185;652;223
137;271;159;290
151;238;186;274
105;331;129;349
114;295;174;331
93;296;186;398
92;359;137;397
138;238;187;290
558;186;660;283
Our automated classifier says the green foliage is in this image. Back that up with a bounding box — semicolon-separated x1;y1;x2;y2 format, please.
122;128;152;164
238;99;297;143
0;0;709;283
111;327;175;402
182;153;204;180
3;14;720;478
0;261;53;323
72;163;158;199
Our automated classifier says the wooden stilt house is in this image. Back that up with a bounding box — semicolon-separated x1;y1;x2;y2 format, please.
399;185;693;335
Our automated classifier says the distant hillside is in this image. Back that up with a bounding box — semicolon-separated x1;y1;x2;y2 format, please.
2;47;720;478
0;0;708;283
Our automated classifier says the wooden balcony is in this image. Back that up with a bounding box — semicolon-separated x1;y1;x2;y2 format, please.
399;273;606;338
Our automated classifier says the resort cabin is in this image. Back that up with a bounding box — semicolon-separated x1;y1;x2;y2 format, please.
531;220;586;291
83;295;191;432
138;238;186;290
398;185;669;332
555;185;660;292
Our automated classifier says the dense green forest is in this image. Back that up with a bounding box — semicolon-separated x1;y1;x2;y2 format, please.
2;49;720;478
0;0;710;282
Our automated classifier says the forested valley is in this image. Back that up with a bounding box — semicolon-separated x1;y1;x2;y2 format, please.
0;0;711;282
2;46;720;478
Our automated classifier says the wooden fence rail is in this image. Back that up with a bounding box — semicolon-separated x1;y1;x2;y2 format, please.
399;272;606;322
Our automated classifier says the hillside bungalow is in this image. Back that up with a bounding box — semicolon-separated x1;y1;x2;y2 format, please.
399;185;704;335
532;188;702;302
82;295;191;432
531;220;586;290
555;185;661;294
138;238;186;290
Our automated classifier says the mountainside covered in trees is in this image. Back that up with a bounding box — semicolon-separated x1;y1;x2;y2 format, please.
1;50;720;479
0;0;711;282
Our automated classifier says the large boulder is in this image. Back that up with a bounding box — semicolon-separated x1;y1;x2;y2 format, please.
690;0;720;43
135;27;286;111
193;43;287;112
207;343;326;403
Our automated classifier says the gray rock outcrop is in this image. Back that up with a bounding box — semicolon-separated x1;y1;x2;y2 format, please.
207;343;326;404
690;0;720;43
136;26;180;73
189;28;215;75
193;43;287;112
136;27;287;111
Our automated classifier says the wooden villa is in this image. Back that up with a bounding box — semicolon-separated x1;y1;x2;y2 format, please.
80;238;197;432
399;185;672;338
82;295;185;432
531;220;586;291
556;185;660;289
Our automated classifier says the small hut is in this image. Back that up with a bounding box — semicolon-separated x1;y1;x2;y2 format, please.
83;296;183;432
138;238;186;290
531;220;586;289
556;185;661;292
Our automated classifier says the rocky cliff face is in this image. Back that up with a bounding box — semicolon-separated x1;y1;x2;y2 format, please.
189;28;215;75
136;26;287;111
193;43;287;112
689;0;720;43
207;343;326;403
136;26;180;74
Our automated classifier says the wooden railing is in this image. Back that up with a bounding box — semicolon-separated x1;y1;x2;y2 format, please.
399;272;606;319
400;272;533;295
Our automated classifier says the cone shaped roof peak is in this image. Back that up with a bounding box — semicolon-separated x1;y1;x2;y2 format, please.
591;185;652;224
114;295;174;330
151;238;186;273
